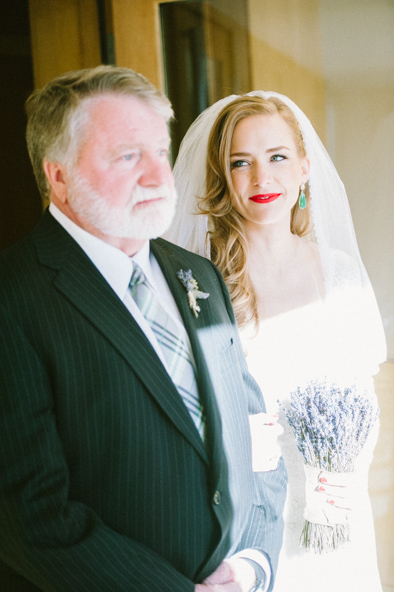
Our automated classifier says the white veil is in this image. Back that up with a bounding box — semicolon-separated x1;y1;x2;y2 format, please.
165;91;387;370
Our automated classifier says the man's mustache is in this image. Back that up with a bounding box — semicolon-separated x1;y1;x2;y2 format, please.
131;185;174;206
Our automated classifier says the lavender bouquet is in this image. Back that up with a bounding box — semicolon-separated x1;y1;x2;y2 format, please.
279;379;379;553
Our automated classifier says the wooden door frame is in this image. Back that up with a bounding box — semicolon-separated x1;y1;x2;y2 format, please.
112;0;182;91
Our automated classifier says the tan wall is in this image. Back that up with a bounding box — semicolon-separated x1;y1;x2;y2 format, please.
112;0;181;91
326;84;394;361
28;0;183;93
248;2;393;588
371;362;394;591
29;0;101;89
248;0;326;141
111;0;163;89
330;86;394;590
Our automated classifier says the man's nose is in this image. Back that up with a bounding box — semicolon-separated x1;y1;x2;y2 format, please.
138;153;172;187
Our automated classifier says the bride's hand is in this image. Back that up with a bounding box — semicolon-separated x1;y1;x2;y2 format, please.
304;466;353;525
317;469;353;523
249;412;284;472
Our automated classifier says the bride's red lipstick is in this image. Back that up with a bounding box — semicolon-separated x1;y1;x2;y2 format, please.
249;193;281;203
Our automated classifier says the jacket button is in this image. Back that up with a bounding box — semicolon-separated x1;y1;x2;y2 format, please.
213;491;221;505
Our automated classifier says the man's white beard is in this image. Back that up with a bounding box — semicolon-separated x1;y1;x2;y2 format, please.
67;171;177;240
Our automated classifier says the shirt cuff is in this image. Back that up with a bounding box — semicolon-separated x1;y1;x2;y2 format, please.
232;549;271;592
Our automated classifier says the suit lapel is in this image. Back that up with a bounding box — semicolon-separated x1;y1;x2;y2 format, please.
150;238;213;337
34;213;207;461
151;239;224;481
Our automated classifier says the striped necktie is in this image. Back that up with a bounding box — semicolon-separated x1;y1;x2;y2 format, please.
130;263;205;439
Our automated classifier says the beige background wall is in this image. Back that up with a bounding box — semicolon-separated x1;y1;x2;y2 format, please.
29;0;101;89
248;0;327;141
247;1;394;589
248;0;394;365
319;0;394;362
319;6;394;586
372;362;394;592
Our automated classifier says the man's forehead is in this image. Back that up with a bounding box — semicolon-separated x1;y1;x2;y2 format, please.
81;94;169;141
84;93;156;117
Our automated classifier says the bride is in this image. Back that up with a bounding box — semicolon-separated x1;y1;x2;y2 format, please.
165;92;387;591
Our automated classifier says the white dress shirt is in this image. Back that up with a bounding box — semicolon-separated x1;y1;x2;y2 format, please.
48;203;194;373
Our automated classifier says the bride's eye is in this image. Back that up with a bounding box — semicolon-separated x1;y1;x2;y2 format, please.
230;159;249;169
271;154;286;162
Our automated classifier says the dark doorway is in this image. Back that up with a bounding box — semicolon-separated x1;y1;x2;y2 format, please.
160;0;251;162
0;0;42;250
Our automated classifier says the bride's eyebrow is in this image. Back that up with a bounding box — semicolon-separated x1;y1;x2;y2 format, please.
230;145;291;158
267;145;290;152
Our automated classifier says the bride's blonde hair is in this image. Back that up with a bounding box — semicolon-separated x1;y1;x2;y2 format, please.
199;95;311;328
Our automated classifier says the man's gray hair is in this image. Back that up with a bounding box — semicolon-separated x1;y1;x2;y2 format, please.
25;65;174;199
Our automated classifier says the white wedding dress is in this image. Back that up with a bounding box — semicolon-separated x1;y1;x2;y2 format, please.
240;252;383;592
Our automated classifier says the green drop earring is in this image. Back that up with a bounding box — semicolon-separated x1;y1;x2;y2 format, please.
299;183;306;209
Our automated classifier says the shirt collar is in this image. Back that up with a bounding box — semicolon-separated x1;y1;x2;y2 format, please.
49;203;154;300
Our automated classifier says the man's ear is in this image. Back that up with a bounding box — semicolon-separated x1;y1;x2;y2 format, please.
43;161;68;204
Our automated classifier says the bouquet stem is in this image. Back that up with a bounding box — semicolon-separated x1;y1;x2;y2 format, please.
300;520;350;554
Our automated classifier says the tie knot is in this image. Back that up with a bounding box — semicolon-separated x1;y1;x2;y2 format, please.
130;263;146;288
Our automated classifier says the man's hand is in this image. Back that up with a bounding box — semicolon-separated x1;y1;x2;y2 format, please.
249;413;283;472
195;557;256;591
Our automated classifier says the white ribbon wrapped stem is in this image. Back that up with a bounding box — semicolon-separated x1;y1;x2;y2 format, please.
304;465;353;526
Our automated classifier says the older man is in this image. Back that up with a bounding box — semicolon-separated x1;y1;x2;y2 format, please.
0;66;286;591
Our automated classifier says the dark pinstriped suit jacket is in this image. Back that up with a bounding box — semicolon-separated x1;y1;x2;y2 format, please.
0;211;286;591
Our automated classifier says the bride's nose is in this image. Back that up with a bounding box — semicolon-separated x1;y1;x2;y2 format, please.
252;161;272;186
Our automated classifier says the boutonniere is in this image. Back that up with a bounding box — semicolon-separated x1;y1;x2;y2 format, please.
177;269;209;319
